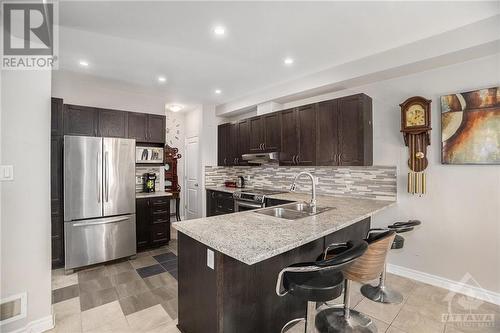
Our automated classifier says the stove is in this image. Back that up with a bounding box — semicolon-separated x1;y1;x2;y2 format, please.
233;188;286;212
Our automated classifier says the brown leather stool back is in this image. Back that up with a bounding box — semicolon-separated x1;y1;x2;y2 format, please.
342;231;395;283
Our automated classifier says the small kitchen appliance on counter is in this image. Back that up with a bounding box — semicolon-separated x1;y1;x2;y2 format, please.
143;172;157;192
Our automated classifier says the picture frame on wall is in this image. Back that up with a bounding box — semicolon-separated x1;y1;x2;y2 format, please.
440;86;500;164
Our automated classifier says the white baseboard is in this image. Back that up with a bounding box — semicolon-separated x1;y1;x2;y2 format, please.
7;314;54;333
387;263;500;306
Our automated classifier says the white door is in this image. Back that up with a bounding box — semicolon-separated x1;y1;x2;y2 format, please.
185;136;201;220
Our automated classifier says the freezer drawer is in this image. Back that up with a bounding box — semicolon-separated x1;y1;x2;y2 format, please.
64;214;136;270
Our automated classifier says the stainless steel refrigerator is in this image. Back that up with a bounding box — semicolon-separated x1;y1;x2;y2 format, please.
64;136;136;271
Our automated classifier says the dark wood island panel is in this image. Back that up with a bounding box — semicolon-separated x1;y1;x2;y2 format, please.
177;218;370;333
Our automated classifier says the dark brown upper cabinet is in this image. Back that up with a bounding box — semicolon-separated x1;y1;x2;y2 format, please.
248;113;281;153
237;119;250;165
128;112;149;142
280;104;316;166
63;104;98;136
128;112;165;143
316;94;373;166
98;108;128;138
51;98;63;136
217;93;372;167
148;114;166;144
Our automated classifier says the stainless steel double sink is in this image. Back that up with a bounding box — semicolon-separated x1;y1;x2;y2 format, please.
255;202;334;220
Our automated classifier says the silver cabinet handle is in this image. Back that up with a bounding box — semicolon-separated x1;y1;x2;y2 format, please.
73;216;130;227
292;155;296;164
105;151;109;202
296;155;300;164
97;152;101;203
224;158;227;165
338;153;342;164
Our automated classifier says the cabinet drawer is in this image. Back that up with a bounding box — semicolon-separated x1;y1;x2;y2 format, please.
151;197;170;206
151;223;169;243
151;213;170;224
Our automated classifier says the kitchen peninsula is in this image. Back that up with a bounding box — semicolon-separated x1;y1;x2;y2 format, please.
173;192;395;333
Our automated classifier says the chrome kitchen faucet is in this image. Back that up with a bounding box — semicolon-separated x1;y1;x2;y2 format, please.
290;172;317;213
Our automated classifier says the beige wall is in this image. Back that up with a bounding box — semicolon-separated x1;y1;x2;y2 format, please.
1;70;53;331
281;54;500;294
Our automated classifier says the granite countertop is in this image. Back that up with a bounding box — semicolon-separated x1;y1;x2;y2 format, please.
136;191;173;199
173;189;396;265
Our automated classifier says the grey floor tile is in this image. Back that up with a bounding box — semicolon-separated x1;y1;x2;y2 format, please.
167;270;178;281
136;264;166;278
150;286;176;303
79;276;113;294
52;284;79;304
118;290;161;316
77;266;107;283
149;246;171;256
80;286;119;311
143;272;177;290
105;261;134;276
161;299;178;320
130;255;158;269
115;279;150;299
160;261;177;272
109;270;141;286
153;252;177;264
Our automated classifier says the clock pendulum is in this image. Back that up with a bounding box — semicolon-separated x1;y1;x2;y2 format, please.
400;96;432;196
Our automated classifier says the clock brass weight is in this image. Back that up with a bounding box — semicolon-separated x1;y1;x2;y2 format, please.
400;96;432;195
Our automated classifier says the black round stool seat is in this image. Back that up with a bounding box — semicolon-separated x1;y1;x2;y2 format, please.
284;270;344;302
391;234;405;249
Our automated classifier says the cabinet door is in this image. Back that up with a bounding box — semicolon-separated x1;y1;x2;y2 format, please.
248;116;264;152
136;199;150;250
227;123;238;166
51;97;63;136
51;136;63;214
297;104;316;165
148;115;166;143
338;96;364;166
237;119;250;164
217;124;229;166
263;112;281;151
280;109;298;165
63;104;98;136
128;112;149;142
51;214;64;268
98;109;127;138
316;100;339;165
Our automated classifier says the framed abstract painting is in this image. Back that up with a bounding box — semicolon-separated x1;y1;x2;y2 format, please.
441;87;500;164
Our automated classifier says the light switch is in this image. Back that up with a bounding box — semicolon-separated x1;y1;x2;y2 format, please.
207;249;214;269
0;165;14;181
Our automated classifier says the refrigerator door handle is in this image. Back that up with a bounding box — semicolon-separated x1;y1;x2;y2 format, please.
105;151;109;202
97;152;101;203
72;216;130;227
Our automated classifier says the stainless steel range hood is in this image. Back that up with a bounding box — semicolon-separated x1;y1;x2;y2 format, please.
241;152;279;164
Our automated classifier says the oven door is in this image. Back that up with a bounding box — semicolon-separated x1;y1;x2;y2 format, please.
234;200;263;212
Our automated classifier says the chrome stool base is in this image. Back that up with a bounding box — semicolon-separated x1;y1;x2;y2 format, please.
360;284;403;304
316;308;377;333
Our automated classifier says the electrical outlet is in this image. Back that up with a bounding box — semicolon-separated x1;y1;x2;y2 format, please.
207;249;214;269
0;165;14;181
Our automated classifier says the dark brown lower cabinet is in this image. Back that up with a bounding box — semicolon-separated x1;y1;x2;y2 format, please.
51;98;64;269
177;218;370;333
136;197;171;251
206;190;234;217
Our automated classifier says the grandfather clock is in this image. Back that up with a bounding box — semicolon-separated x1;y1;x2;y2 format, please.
164;145;182;220
400;96;432;195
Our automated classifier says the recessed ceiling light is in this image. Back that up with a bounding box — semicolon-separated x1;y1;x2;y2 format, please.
214;89;222;95
79;60;89;67
167;104;184;113
213;26;226;36
157;76;167;83
284;57;294;65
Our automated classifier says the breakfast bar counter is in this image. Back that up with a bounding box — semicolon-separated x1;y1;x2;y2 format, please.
172;193;395;333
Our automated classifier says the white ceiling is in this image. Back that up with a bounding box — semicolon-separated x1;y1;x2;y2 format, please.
57;1;499;108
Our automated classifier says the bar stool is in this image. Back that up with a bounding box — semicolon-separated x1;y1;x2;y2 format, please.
316;230;396;333
276;240;368;333
360;220;421;304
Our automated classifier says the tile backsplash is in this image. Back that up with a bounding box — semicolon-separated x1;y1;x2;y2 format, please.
136;166;164;192
205;165;397;201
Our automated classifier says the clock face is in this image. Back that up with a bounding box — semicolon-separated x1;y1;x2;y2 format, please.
406;104;426;127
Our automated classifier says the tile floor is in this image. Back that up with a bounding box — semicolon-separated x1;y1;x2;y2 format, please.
50;238;499;333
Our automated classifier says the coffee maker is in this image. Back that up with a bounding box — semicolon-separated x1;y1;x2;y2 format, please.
143;173;157;192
